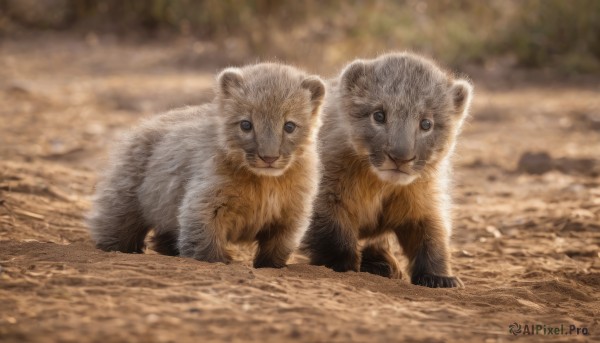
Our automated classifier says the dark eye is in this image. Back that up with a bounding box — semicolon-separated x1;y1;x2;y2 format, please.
420;119;433;131
372;111;386;124
284;121;296;133
240;120;253;132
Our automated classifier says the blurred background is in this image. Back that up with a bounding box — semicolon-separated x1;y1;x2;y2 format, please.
1;0;600;75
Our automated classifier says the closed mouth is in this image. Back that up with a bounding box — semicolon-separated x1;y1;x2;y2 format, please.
253;165;281;169
378;168;411;175
250;164;287;177
250;164;285;172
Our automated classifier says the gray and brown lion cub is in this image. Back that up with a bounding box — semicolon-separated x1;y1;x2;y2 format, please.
88;63;325;268
301;52;472;288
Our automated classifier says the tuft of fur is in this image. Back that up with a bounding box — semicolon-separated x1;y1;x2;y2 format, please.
301;52;472;288
87;63;325;268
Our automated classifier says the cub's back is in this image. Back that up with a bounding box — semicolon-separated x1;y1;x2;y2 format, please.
137;104;220;229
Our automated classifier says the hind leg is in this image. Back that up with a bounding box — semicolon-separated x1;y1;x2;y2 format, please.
87;125;163;253
360;237;402;279
87;152;151;253
87;188;149;253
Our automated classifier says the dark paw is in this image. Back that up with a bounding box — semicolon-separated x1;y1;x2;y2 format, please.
311;254;359;273
412;274;464;288
328;260;359;273
96;242;145;254
253;258;287;269
360;259;394;278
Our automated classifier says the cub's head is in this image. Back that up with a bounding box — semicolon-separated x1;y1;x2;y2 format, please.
217;63;325;177
338;52;473;185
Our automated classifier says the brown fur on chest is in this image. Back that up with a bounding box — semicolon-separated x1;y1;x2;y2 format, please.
325;151;435;237
217;158;311;242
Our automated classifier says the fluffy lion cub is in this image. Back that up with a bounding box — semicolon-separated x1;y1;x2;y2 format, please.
301;53;472;287
88;63;325;268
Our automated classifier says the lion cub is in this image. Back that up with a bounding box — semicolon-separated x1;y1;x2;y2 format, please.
88;63;325;268
301;53;472;287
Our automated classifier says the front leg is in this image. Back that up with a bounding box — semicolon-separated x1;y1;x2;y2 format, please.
395;217;463;288
253;221;296;269
301;212;360;272
177;188;232;264
360;236;402;279
178;222;232;263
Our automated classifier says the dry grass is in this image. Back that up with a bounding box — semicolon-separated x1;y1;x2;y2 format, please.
1;0;599;73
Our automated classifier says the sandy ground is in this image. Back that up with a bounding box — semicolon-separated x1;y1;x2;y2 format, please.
0;36;599;342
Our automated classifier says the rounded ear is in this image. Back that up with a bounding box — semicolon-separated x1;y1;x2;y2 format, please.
340;60;367;92
451;79;473;119
217;68;244;97
301;75;326;105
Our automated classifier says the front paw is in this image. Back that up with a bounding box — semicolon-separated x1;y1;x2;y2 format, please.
360;259;399;278
310;251;359;273
412;274;464;288
189;250;232;264
360;246;401;278
253;256;287;269
328;259;359;273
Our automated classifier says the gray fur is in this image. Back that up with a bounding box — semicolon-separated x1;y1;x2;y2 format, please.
302;52;472;288
87;63;325;267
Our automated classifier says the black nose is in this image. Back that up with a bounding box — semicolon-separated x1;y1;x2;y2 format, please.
387;153;416;166
259;155;280;164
